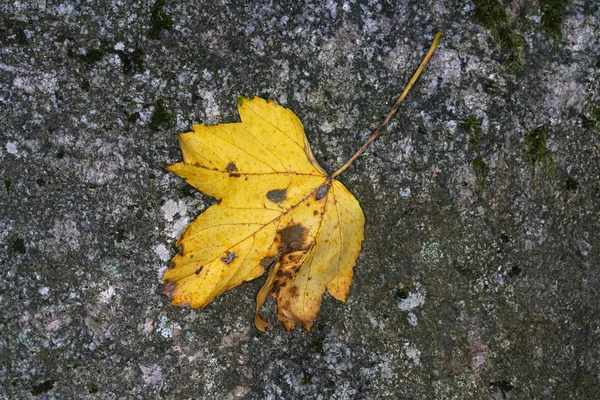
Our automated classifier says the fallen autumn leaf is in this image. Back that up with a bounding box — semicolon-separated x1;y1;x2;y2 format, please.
163;32;441;331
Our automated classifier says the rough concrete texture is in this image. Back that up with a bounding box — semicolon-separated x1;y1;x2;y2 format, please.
1;0;599;399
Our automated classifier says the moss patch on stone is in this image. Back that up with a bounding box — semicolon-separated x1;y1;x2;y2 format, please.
540;0;570;44
149;0;174;40
464;114;483;149
472;156;489;189
522;125;554;172
472;0;525;70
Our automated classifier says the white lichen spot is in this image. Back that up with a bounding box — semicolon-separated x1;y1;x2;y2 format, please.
154;244;170;262
157;265;167;282
398;291;426;311
421;242;443;263
171;216;190;239
6;142;19;156
320;121;334;133
197;89;221;124
114;42;125;51
407;312;418;326
162;199;187;222
39;287;50;297
202;69;213;81
156;315;181;339
399;187;411;197
98;286;116;304
404;343;421;365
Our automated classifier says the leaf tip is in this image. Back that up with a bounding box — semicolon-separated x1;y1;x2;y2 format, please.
254;313;270;332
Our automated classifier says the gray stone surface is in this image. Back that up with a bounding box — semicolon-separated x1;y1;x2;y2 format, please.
1;1;599;399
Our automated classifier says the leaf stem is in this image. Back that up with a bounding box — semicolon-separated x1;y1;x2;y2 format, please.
331;31;442;179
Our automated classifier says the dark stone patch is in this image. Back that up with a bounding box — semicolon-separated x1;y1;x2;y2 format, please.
148;100;173;132
489;380;514;393
508;266;522;277
80;48;104;64
13;237;26;254
117;47;144;75
267;189;287;203
565;176;578;191
31;379;56;395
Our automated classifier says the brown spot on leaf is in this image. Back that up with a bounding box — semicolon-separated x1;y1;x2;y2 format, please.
289;285;299;297
221;251;236;264
316;183;329;200
278;224;307;253
266;189;287;203
313;210;318;216
226;162;240;177
195;267;203;275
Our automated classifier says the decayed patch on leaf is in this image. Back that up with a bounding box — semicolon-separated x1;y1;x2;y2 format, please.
163;96;365;331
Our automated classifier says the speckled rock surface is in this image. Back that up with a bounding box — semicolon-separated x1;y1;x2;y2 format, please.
1;1;599;399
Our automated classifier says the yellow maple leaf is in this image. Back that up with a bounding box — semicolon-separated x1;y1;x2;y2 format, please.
163;95;364;331
163;32;441;331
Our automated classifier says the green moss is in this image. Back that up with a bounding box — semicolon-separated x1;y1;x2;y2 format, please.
493;25;525;51
503;52;524;71
149;0;174;40
149;100;174;131
472;0;524;70
540;0;569;43
396;288;409;300
464;114;483;149
522;125;554;172
472;0;508;29
301;374;313;385
36;178;46;186
4;178;11;191
580;103;600;131
591;104;600;124
472;156;489;189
